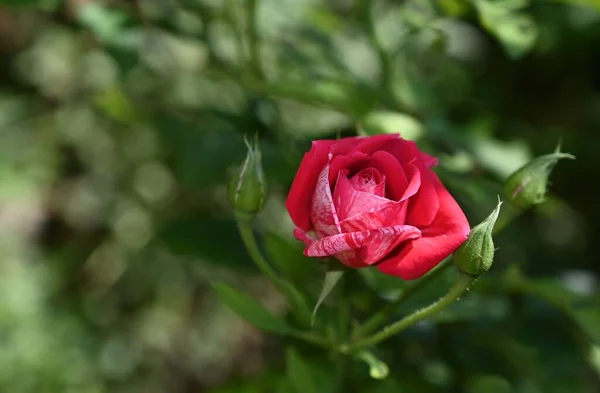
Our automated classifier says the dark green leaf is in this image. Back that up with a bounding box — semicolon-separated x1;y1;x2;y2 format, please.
286;347;323;393
157;215;254;271
211;282;291;334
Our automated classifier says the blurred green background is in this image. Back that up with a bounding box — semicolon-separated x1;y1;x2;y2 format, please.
0;0;599;392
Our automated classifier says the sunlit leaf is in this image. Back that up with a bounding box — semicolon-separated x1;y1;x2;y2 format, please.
359;111;424;141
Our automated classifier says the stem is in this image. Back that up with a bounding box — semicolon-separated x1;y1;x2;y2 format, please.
237;221;312;324
245;0;263;79
290;330;332;350
342;271;474;353
354;201;524;338
352;257;452;338
333;276;350;393
237;222;283;287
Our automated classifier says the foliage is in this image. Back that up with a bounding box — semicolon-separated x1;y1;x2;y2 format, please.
0;0;599;392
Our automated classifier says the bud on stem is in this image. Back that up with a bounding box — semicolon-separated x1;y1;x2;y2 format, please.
504;146;574;208
228;135;267;221
453;201;502;277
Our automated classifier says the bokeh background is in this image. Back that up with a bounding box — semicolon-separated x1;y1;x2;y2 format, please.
1;0;599;392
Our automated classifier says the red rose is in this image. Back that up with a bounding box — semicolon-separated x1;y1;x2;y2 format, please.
285;134;470;280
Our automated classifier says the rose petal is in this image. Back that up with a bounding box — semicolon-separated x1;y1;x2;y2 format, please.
350;168;385;195
400;163;421;201
421;152;439;167
286;138;359;231
302;225;421;267
349;134;401;155
311;163;342;237
361;225;421;263
333;172;393;221
340;200;407;232
377;172;470;280
328;151;369;184
405;165;439;228
381;137;421;164
369;150;408;200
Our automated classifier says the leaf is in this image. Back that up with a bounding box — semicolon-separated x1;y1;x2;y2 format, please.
157;215;254;271
359;267;408;301
262;233;321;287
359;111;424;141
466;375;512;393
211;282;291;334
286;347;322;393
571;304;600;343
475;0;538;59
249;79;373;116
312;269;344;326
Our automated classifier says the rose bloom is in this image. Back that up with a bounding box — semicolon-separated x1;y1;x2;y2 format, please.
285;134;470;280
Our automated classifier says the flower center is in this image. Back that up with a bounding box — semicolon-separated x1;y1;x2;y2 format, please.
349;168;385;196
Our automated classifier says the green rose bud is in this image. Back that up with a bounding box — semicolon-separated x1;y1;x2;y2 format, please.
503;147;574;208
228;135;266;221
453;201;502;277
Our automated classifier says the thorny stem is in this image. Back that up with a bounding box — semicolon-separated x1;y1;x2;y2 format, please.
352;257;452;338
237;221;312;325
342;271;475;353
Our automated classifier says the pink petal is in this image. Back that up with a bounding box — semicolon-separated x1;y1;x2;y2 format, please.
333;172;393;221
340;200;408;233
361;225;421;263
302;225;421;267
377;172;470;280
286;138;359;231
310;163;341;237
349;168;385;195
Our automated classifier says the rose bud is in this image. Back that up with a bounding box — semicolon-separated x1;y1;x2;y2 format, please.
228;135;266;221
503;148;574;208
453;201;502;277
285;134;470;280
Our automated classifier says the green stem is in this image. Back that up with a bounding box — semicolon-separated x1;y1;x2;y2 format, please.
353;201;524;338
244;0;263;79
237;221;312;324
342;271;474;353
290;330;332;349
352;257;452;338
237;222;282;286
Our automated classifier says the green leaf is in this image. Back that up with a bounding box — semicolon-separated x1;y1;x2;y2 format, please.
359;267;408;301
157;214;254;271
286;347;321;393
262;232;321;287
249;79;373;116
571;304;600;343
211;282;291;334
466;375;512;393
312;269;344;326
358;111;424;141
475;0;538;59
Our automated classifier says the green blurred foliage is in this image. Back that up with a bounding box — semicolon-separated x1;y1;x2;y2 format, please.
0;0;599;392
